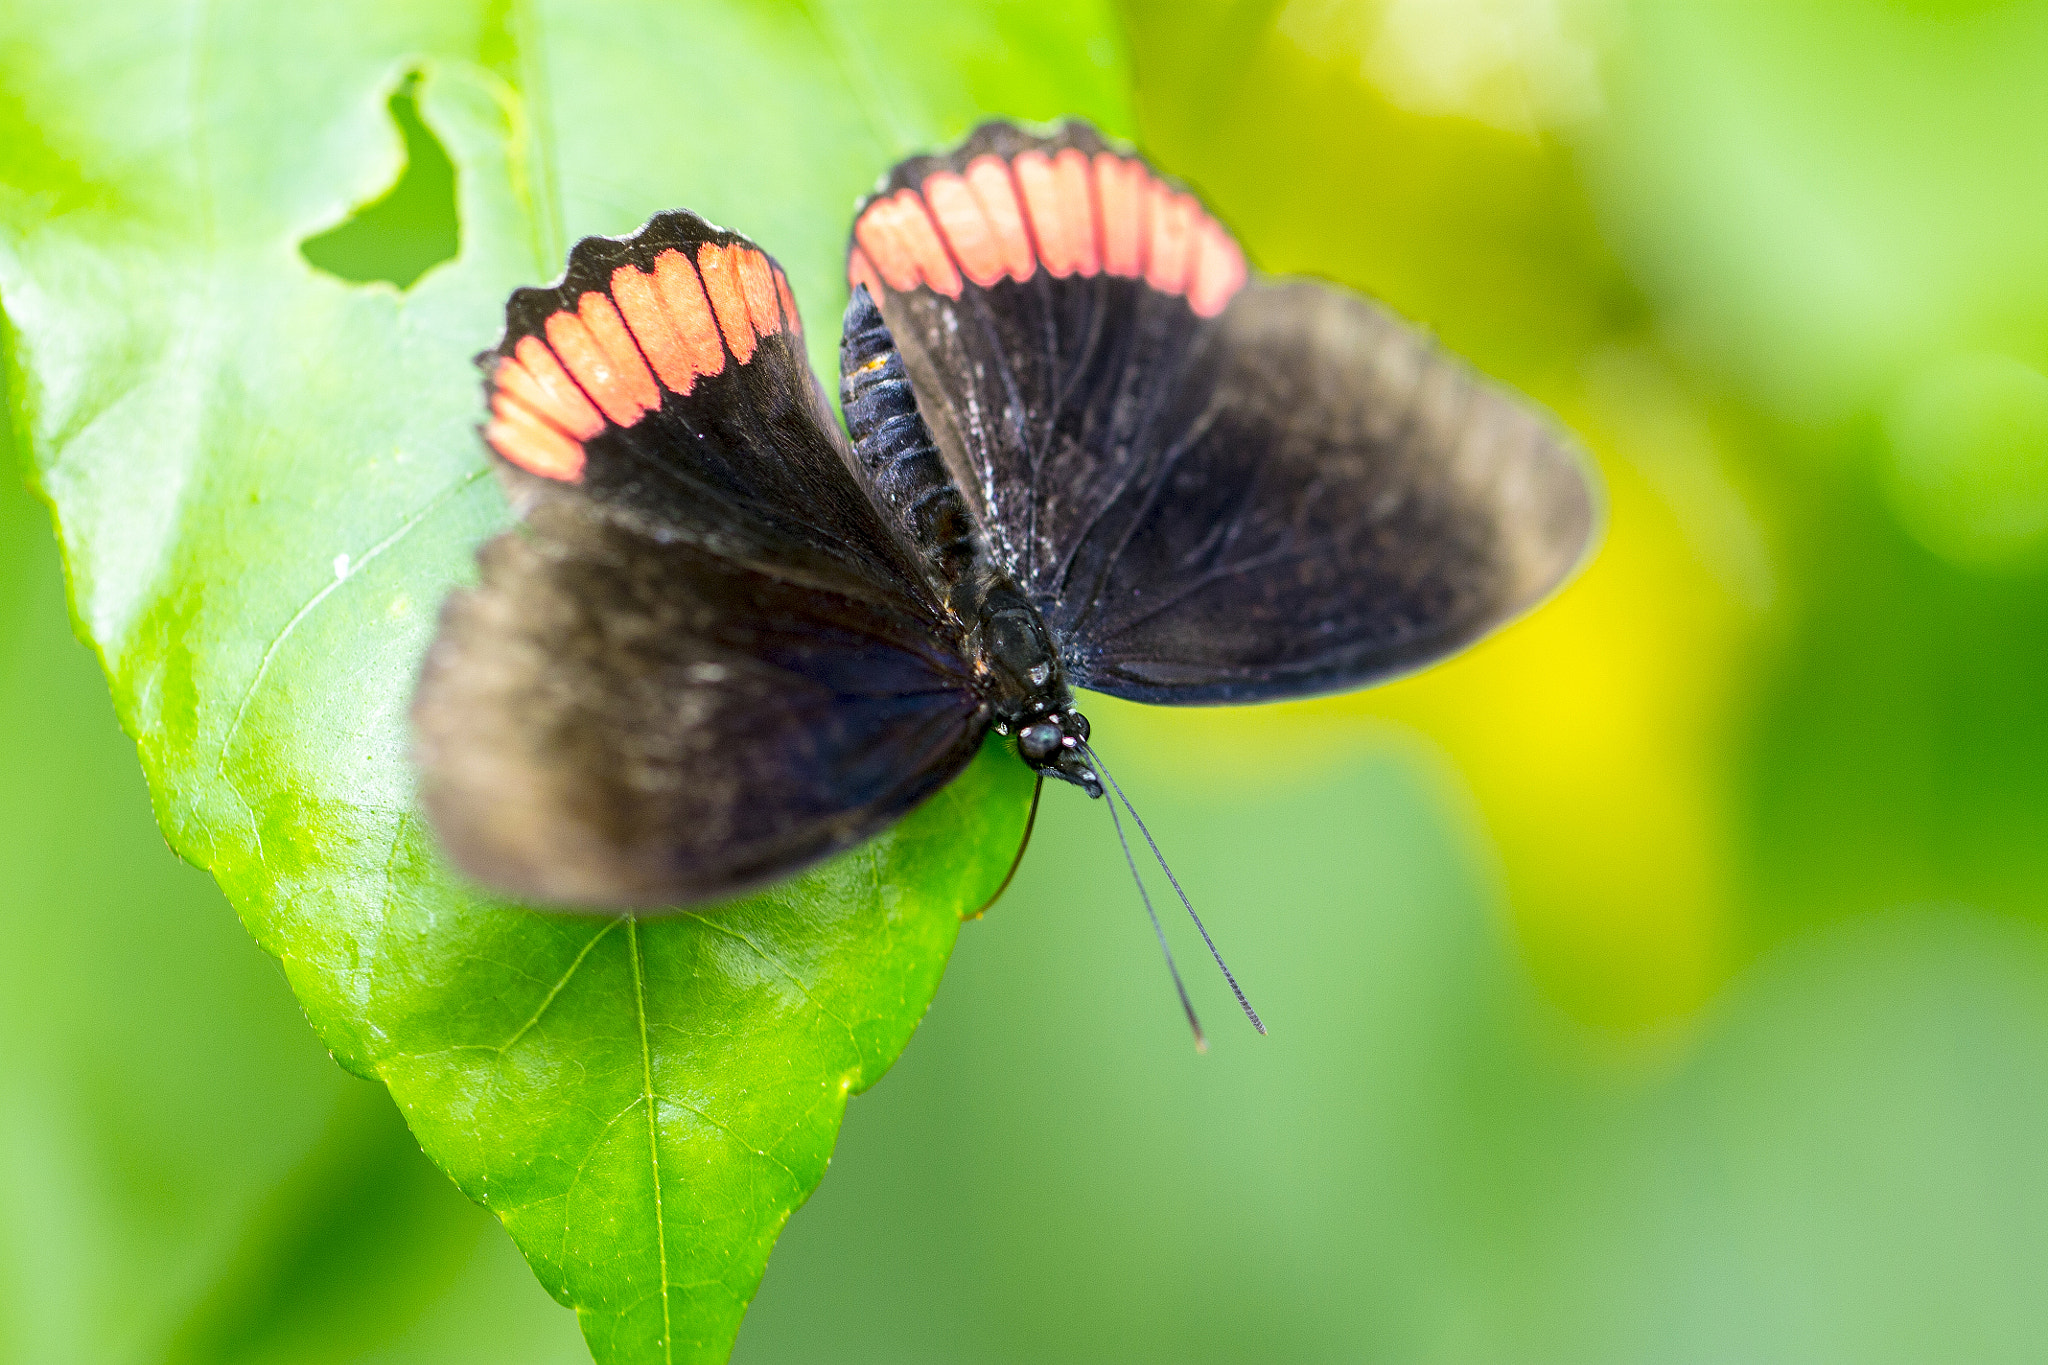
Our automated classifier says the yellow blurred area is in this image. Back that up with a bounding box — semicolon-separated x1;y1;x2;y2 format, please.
1363;374;1750;1036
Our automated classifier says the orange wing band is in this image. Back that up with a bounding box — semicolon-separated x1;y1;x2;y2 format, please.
488;239;793;481
487;390;587;481
651;248;726;385
736;248;784;340
923;171;1006;288
852;144;1245;314
1094;154;1147;279
502;338;604;440
696;243;758;364
773;267;802;338
848;246;884;299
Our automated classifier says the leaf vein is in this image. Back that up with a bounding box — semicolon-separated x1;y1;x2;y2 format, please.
214;464;489;789
499;915;627;1054
680;910;863;1061
652;1093;804;1187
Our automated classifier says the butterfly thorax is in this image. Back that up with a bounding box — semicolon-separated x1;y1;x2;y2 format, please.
973;577;1100;797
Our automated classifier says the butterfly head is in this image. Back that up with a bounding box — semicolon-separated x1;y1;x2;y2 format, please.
1016;708;1101;798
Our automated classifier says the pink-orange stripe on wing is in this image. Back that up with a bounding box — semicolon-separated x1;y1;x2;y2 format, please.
887;189;963;297
650;248;725;385
848;246;884;299
1013;150;1074;276
577;291;659;421
610;264;692;395
488;391;586;480
545;310;635;427
735;247;784;340
774;267;802;337
500;340;605;439
1187;219;1248;318
695;242;758;364
1093;154;1146;278
1144;179;1197;296
964;154;1036;283
1052;148;1100;276
853;199;923;292
924;170;1005;287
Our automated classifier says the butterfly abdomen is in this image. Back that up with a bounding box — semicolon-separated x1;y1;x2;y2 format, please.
840;285;979;588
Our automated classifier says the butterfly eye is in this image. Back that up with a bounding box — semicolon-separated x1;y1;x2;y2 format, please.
1018;721;1064;764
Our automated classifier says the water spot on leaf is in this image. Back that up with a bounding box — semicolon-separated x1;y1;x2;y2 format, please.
301;73;459;290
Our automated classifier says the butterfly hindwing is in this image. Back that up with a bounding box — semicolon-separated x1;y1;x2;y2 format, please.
416;215;986;908
414;489;987;907
843;119;1597;703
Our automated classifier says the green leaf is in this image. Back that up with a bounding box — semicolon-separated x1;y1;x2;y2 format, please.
4;367;588;1365
0;3;1124;1360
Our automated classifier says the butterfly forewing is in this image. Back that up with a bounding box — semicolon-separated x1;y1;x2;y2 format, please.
487;209;944;613
1054;280;1594;699
843;119;1597;704
415;213;986;908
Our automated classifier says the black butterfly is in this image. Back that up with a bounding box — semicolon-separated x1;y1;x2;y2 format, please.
413;119;1596;1035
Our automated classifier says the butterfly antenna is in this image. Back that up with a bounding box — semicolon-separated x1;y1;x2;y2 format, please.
1103;785;1207;1052
1086;745;1266;1036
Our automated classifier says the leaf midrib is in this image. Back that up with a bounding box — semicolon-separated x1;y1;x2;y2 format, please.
627;914;674;1363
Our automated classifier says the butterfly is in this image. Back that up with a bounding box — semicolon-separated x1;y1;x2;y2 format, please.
412;118;1597;1037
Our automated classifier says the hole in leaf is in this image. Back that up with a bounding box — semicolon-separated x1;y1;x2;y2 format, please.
301;72;459;290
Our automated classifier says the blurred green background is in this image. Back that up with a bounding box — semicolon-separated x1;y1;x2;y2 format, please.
6;0;2048;1359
